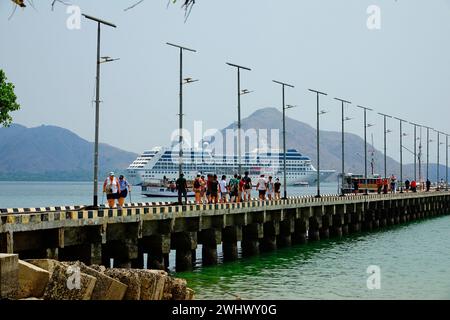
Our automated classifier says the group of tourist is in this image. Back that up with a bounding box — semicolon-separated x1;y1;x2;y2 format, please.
178;171;282;205
374;175;433;194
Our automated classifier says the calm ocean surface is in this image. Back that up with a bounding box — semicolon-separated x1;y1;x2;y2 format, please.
1;181;449;300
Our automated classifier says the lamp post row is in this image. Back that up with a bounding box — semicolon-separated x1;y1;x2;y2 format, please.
83;14;450;207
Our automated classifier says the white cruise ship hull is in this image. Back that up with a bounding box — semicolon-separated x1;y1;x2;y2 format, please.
126;147;335;186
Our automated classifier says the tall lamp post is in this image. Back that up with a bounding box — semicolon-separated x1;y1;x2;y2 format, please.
308;89;328;198
446;133;449;191
436;130;442;190
418;126;423;188
273;80;295;199
82;14;117;208
167;43;197;177
335;97;352;196
409;122;420;182
227;63;251;175
378;113;392;180
357;105;373;195
393;117;407;193
424;126;433;185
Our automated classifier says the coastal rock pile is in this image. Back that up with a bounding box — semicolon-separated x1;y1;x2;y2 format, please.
0;253;194;300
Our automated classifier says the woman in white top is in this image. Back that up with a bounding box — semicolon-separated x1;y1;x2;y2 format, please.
256;174;267;200
219;175;229;203
103;172;120;208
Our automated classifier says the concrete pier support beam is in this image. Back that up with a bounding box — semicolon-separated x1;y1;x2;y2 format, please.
350;206;362;233
320;214;331;239
101;239;138;268
172;232;197;272
242;223;263;257
363;209;374;232
331;205;345;238
199;229;221;266
277;218;294;247
293;218;309;244
308;217;321;241
222;226;242;262
260;221;279;252
140;234;170;270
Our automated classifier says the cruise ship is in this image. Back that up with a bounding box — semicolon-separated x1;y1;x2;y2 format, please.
126;147;335;186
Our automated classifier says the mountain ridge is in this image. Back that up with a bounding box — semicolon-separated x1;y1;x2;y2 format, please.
0;124;138;181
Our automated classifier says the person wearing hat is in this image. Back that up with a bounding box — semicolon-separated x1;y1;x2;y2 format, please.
118;175;131;208
103;171;120;208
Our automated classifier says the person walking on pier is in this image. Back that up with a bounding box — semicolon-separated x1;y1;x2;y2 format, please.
238;175;244;203
390;175;397;193
405;179;410;192
229;174;240;203
426;179;431;192
210;174;219;204
242;171;252;201
118;175;131;208
103;172;120;208
200;175;207;203
274;178;281;199
411;179;417;193
256;174;267;200
219;175;229;203
383;178;389;194
267;176;274;200
193;174;202;204
176;173;188;205
206;174;213;203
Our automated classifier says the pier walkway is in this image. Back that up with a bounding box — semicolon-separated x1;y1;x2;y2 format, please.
1;192;449;271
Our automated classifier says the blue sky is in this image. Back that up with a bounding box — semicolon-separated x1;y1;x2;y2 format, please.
1;0;450;164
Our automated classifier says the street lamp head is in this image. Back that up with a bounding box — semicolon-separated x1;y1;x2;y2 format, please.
226;62;251;71
378;112;392;118
167;42;197;53
386;129;393;134
334;97;351;104
366;123;375;128
357;105;373;111
285;104;298;110
274;80;295;88
82;14;117;28
319;109;328;115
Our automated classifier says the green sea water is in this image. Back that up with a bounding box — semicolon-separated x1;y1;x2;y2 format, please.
177;215;450;300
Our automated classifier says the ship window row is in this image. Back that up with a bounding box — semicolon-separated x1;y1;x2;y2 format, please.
156;158;307;165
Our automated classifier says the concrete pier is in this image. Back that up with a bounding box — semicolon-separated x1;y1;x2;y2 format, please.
1;192;449;270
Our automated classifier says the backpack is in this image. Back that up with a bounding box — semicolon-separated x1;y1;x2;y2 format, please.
230;179;239;193
194;179;200;189
244;177;251;189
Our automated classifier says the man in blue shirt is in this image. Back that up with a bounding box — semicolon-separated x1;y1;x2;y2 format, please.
118;175;131;207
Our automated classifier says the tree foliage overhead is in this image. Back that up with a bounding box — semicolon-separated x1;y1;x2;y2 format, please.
0;70;21;127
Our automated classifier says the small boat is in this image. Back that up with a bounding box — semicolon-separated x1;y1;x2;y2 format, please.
141;179;195;198
293;181;309;186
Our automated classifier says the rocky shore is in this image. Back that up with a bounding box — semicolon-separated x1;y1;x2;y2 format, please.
0;253;194;300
